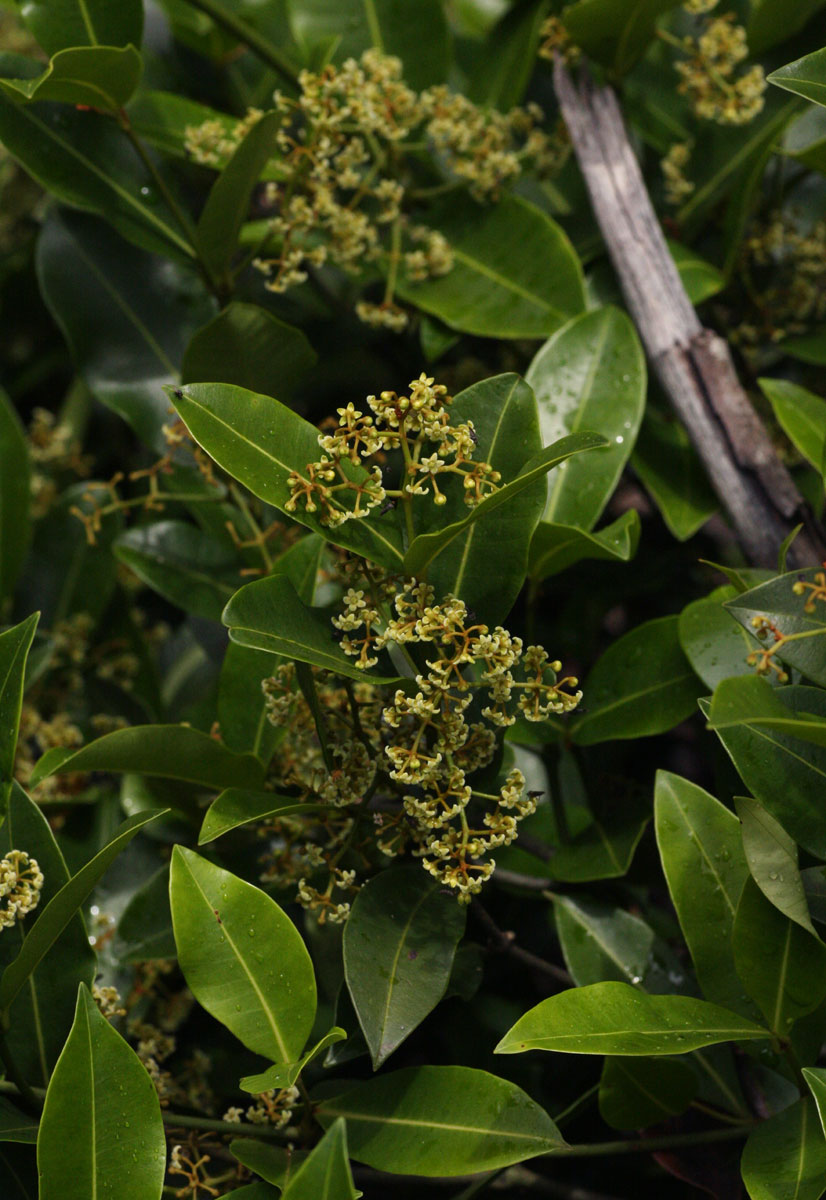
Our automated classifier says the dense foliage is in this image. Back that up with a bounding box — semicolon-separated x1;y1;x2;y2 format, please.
2;1;826;1197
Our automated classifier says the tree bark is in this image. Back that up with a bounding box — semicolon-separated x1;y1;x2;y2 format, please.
553;58;825;569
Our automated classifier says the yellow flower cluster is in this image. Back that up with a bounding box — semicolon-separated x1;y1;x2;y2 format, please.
0;850;43;930
732;215;826;348
286;374;501;529
661;142;695;207
184;107;264;168
675;13;766;125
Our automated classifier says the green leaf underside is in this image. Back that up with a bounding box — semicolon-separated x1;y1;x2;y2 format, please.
170;847;316;1064
736;795;815;934
317;1066;566;1175
599;1056;697;1131
553;894;655;988
0;46;142;110
496;982;768;1054
528;511;640;581
199;789;322;844
741;1097;826;1200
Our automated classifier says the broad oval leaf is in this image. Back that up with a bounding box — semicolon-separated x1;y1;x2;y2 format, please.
0;388;31;601
199;788;321;845
397;194;585;339
218;642;283;762
281;1119;357;1200
29;724;265;791
525;307;645;530
769;46;826;108
654;771;751;1013
343;865;466;1068
725;568;826;687
528;511;640;582
20;0;143;55
599;1057;697;1132
736;795;815;934
170;846;316;1063
631;406;717;541
114;521;241;622
678;586;766;690
0;46;143;111
113;865;175;963
759;377;826;470
182;302;316;400
552;894;655;988
571;616;701;746
317;1065;566;1174
495;982;768;1055
0;614;38;818
742;1097;826;1200
37;985;165;1200
709;675;826;750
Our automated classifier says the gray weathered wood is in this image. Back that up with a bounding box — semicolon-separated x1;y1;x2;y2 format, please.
554;58;824;569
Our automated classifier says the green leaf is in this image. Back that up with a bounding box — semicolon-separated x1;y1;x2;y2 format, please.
631;408;717;541
571;616;701;745
20;0;143;55
403;432;606;578
742;1097;826;1200
113;865;176;962
749;0;826;53
223;1187;280;1200
409;373;546;623
30;724;265;791
240;1028;346;1093
678;586;765;691
182;302;317;400
170;382;404;571
759;377;826;471
127;90;237;161
228;1143;305;1190
287;0;450;90
197;112;280;280
223;574;401;683
732;876;826;1035
599;1057;697;1132
803;1067;826;1136
528;511;640;581
495;982;768;1055
0;97;194;261
0;807;163;1015
280;1120;357;1200
218;643;282;762
668;240;725;304
466;0;550;110
0;784;95;1088
654;771;750;1013
525;308;645;530
343;864;466;1068
170;846;316;1063
317;1066;566;1174
0;46;142;110
37;986;165;1200
396;194;585;340
0;1098;38;1144
736;795;815;935
707;684;826;860
782;327;826;365
709;674;826;749
552;894;654;988
0;614;38;818
562;0;681;75
114;521;241;622
37;208;215;450
0;389;31;602
769;46;826;107
199;788;321;844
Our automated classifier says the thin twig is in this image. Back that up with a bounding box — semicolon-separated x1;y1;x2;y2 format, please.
471;901;572;986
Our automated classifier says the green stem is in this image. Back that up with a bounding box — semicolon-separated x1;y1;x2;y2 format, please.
178;0;300;87
0;1031;41;1115
162;1111;291;1141
555;1125;754;1159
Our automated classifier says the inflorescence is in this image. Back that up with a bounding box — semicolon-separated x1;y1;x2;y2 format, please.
0;850;43;930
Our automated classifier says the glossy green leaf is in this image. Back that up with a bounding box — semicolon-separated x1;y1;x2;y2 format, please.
0;46;142;110
228;1143;305;1190
678;586;765;690
37;209;215;450
279;1120;357;1200
654;771;750;1013
0;784;95;1087
803;1067;826;1137
343;865;466;1068
412;374;545;624
736;796;815;935
317;1066;565;1174
0;389;31;602
749;1;826;54
20;0;143;55
37;985;165;1200
742;1097;826;1200
708;685;826;859
709;674;826;749
288;0;449;89
495;982;768;1055
760;377;826;470
498;796;649;883
732;877;826;1035
525;307;645;530
403;431;607;578
199;788;321;844
0;98;194;262
197;112;280;280
553;894;654;988
30;724;265;791
528;511;640;581
397;194;585;339
599;1057;697;1131
563;0;681;74
223;574;400;683
170;382;405;571
668;240;725;304
114;521;241;622
768;46;826;108
571;616;701;745
467;0;550;110
182;302;316;400
240;1028;346;1093
0;807;163;1015
0;614;38;817
170;846;316;1063
0;1098;38;1144
217;643;282;763
631;407;717;540
113;865;176;962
